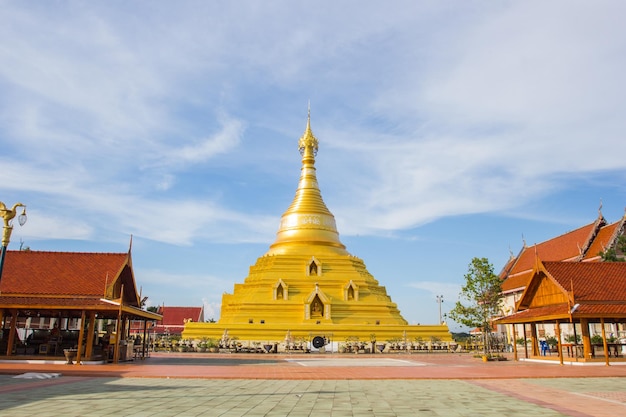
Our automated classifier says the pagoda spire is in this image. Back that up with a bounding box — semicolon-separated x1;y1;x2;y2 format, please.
266;111;347;256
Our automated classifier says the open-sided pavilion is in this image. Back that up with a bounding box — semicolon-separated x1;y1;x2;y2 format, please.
0;249;161;364
497;260;626;364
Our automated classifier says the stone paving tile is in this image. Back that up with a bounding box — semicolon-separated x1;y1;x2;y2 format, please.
0;376;580;417
1;375;625;416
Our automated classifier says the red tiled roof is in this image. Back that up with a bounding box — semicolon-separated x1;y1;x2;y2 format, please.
1;250;129;296
543;261;626;302
583;220;622;261
499;301;626;323
575;303;626;315
153;325;185;335
0;295;117;308
157;306;203;326
501;270;532;292
513;222;598;272
497;303;570;323
499;261;626;323
501;220;602;291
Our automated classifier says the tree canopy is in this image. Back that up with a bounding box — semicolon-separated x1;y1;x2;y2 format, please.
447;257;502;353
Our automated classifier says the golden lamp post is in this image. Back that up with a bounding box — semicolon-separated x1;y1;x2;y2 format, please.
0;201;27;283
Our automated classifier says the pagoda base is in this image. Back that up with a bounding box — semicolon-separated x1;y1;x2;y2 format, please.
183;321;452;352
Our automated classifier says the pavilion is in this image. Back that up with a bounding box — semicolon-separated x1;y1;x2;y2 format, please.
0;248;161;364
498;208;626;347
496;260;626;364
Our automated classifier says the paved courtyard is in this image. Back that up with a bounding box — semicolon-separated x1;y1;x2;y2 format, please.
0;353;624;416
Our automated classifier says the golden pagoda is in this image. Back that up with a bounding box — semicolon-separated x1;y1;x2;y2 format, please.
183;113;451;350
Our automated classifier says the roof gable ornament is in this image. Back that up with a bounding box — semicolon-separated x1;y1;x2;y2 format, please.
598;199;603;217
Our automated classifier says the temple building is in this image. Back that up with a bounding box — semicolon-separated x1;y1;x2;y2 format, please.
495;207;626;361
498;207;626;324
183;115;451;350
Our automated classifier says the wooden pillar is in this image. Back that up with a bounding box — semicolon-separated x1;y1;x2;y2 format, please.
555;320;563;365
511;324;518;361
75;310;86;365
84;312;96;360
113;314;122;364
530;323;539;357
580;318;592;360
6;310;18;356
523;324;528;358
121;316;128;359
601;318;609;366
142;320;148;359
0;310;4;354
569;322;579;361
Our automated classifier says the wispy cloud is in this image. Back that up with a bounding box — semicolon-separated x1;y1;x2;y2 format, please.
162;115;245;168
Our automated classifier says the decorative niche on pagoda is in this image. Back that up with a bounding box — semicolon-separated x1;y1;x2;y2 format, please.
183;112;450;344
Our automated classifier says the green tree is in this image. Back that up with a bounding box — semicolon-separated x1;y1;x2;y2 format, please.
447;257;503;355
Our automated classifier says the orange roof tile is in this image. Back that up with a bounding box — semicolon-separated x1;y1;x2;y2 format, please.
513;222;598;272
1;250;129;296
158;306;204;326
501;220;603;290
499;261;626;323
583;219;623;261
497;303;571;323
543;261;626;302
0;296;118;308
501;270;532;292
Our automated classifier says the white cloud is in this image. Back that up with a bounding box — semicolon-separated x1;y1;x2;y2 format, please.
165;115;245;166
2;2;626;244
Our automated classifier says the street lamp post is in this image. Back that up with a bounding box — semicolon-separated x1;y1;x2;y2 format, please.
436;295;444;324
0;201;27;284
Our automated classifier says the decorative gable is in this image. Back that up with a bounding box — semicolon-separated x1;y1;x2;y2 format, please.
517;261;570;311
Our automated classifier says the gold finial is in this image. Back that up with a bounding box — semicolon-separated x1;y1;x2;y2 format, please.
298;106;318;157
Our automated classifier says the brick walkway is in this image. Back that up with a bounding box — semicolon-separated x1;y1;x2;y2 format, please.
0;352;624;416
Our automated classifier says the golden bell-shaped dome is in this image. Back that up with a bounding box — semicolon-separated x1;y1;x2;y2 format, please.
266;113;348;256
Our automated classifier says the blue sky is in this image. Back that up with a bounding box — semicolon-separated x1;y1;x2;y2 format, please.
1;1;625;331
